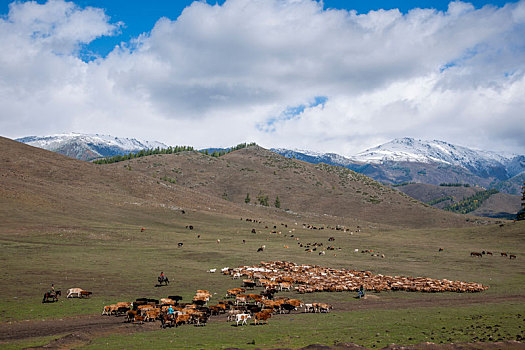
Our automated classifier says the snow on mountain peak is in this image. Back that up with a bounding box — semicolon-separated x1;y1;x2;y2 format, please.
353;138;514;167
16;133;167;160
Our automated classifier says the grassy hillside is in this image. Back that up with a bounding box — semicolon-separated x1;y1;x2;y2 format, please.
395;183;520;219
104;146;484;229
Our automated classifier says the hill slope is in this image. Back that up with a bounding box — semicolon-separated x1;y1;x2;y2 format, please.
0;137;267;229
395;183;521;219
105;145;485;228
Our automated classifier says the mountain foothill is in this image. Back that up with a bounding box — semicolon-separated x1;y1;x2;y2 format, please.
1;135;506;231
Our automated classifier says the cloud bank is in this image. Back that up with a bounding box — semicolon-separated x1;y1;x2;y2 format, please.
1;0;524;155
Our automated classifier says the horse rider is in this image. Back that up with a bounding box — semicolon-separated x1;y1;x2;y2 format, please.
160;272;164;282
168;305;175;320
50;283;55;295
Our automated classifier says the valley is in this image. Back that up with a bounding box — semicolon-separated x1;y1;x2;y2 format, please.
0;137;523;349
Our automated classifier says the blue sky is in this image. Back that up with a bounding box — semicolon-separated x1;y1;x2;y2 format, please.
1;0;515;59
0;0;524;154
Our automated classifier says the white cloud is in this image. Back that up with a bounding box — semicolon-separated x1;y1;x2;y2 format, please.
0;0;524;155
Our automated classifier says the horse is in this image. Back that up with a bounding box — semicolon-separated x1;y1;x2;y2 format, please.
158;276;169;286
42;290;61;303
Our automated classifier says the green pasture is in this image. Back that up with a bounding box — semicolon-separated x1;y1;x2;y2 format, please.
0;208;524;347
87;302;524;349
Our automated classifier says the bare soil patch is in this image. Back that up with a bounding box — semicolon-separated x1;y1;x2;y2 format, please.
2;294;523;347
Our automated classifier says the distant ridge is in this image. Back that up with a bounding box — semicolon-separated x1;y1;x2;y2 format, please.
16;133;167;161
272;138;525;195
353;137;523;178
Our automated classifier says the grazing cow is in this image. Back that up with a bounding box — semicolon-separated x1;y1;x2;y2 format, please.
304;303;314;313
141;227;145;232
67;288;84;298
279;282;292;291
510;254;517;259
438;248;444;252
318;303;333;313
243;280;256;289
501;252;508;257
102;305;112;315
257;245;266;252
217;239;221;244
254;311;272;325
235;313;251;326
194;314;209;326
226;288;246;298
144;309;159;322
280;303;296;314
235;295;248;306
175;314;191;327
227;309;242;321
486;251;493;256
167;295;183;304
79;290;92;298
208;269;216;273
178;242;183;248
470;252;482;257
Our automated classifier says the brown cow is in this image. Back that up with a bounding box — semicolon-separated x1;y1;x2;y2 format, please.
79;291;92;298
174;314;191;327
254;311;272;325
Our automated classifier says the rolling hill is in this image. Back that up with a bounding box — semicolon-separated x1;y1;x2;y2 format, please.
0;137;269;229
102;144;487;228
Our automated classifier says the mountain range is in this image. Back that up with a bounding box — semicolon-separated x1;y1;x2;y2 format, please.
14;134;524;201
16;133;167;161
272;138;525;196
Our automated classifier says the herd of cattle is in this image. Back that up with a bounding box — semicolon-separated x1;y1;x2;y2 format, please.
225;260;489;293
101;287;329;328
470;251;517;259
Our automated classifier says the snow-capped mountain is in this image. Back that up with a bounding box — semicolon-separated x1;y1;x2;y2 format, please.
16;133;167;161
353;138;520;177
272;138;525;195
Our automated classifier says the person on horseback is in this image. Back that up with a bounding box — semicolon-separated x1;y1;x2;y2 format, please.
49;283;55;295
168;305;175;319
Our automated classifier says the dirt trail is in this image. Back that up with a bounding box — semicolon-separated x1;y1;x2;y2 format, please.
1;294;523;347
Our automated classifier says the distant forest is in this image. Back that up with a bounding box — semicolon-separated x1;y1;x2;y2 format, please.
92;146;195;164
444;189;498;214
92;142;256;165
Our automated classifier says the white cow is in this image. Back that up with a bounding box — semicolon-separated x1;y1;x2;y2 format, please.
67;288;83;298
235;313;251;326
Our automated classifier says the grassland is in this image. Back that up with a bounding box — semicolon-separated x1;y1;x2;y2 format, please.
0;137;523;349
1;208;523;348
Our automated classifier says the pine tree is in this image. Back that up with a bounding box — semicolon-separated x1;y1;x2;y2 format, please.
245;193;251;204
517;182;525;221
275;195;281;208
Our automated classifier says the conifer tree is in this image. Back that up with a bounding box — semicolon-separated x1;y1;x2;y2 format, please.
245;193;251;204
275;195;281;208
518;182;525;221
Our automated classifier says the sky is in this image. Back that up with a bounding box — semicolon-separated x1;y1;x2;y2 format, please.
0;0;524;156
